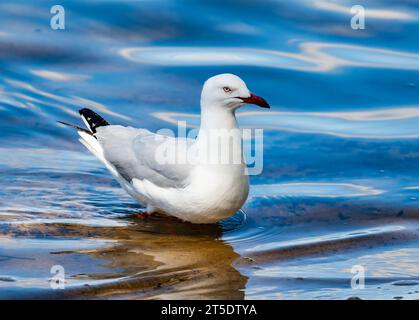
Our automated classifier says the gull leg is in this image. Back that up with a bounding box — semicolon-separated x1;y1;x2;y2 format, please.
134;205;155;219
135;211;151;219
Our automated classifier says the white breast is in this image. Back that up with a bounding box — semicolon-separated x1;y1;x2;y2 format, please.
132;163;248;223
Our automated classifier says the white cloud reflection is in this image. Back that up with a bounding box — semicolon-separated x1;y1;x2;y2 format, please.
30;70;90;82
119;42;419;72
313;0;416;21
216;22;261;35
250;182;384;198
3;79;130;121
153;106;419;139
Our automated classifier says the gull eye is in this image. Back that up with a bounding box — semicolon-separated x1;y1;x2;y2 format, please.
223;86;232;93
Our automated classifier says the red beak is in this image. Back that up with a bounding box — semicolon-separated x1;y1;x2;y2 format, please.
240;93;270;108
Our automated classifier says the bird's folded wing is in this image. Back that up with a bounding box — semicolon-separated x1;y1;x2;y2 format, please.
95;125;193;188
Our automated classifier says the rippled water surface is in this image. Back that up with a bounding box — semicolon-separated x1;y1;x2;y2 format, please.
0;0;419;299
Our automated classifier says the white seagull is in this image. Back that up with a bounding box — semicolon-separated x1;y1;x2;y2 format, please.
59;74;270;223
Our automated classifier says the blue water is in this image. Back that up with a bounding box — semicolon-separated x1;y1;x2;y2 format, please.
0;0;418;299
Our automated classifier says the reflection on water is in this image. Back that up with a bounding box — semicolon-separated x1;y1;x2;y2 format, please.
154;108;419;139
0;218;246;299
120;42;419;72
0;0;419;299
249;182;384;198
311;0;415;21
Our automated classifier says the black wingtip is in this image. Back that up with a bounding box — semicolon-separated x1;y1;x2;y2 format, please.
79;108;109;133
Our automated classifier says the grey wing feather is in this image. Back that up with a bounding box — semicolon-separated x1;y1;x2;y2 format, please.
95;125;194;188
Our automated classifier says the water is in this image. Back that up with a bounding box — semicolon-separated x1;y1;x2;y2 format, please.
0;0;419;299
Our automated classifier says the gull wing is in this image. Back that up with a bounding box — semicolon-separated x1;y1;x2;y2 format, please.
95;125;194;189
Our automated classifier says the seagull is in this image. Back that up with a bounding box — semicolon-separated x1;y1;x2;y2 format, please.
59;74;270;223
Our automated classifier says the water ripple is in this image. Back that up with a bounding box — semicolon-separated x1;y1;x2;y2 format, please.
312;0;416;21
120;42;419;72
153;107;419;139
247;225;406;253
250;182;384;199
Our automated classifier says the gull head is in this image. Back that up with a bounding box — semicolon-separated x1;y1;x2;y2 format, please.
200;73;270;111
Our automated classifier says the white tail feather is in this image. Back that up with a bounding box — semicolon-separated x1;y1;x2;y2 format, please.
78;131;102;157
77;131;118;177
77;131;141;202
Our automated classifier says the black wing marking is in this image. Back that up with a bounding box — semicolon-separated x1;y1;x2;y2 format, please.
79;108;110;133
